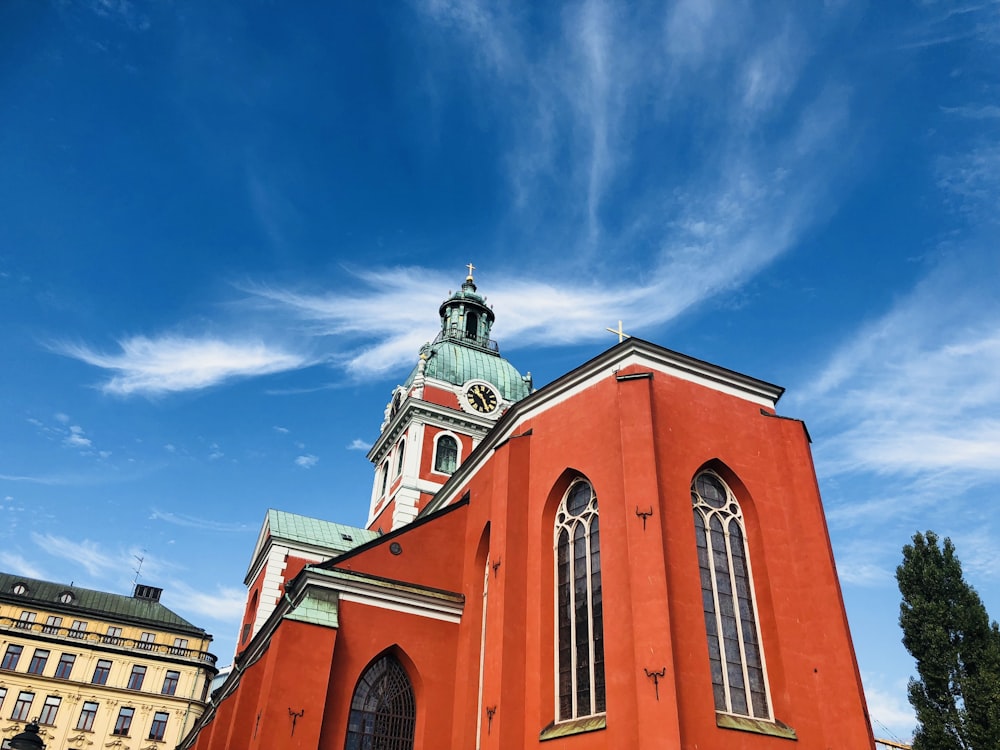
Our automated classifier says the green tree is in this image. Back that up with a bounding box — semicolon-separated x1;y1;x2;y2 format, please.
896;531;1000;750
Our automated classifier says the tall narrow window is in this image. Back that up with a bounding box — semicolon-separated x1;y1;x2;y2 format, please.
27;649;49;675
114;706;135;736
92;659;112;685
692;470;770;719
344;654;416;750
380;462;390;496
38;695;60;725
149;711;169;740
396;440;405;476
162;670;180;695
1;644;22;670
465;311;478;339
55;653;76;680
554;479;605;721
128;665;146;690
434;435;458;474
76;701;99;731
11;691;34;721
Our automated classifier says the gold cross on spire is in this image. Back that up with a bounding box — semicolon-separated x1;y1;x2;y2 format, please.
605;320;629;343
466;262;476;280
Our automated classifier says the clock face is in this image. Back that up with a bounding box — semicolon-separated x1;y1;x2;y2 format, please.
466;383;499;413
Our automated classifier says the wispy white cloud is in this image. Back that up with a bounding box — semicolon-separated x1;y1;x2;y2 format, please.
160;580;247;623
863;673;915;743
56;335;312;396
53;3;857;395
31;533;118;577
273;425;290;434
150;510;254;533
294;454;318;469
0;473;71;485
65;425;93;449
800;250;1000;491
348;438;373;451
0;552;47;580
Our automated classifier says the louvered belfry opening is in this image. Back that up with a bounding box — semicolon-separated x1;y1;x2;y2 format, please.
344;654;416;750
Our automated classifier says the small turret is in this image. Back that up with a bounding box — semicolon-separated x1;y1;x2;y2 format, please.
437;265;496;349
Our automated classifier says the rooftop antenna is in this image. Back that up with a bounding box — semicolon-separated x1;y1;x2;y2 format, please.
131;553;145;589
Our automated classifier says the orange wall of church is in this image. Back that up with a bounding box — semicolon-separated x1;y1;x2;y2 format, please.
318;601;461;749
191;361;873;750
443;364;873;748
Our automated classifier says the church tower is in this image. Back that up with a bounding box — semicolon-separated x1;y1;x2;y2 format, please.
365;267;531;531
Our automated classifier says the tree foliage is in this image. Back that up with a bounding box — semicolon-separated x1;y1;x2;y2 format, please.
896;531;1000;750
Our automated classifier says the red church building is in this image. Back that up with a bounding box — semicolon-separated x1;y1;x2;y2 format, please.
182;271;875;749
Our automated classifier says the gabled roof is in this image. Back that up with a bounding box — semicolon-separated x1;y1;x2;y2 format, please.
422;336;785;515
0;572;206;635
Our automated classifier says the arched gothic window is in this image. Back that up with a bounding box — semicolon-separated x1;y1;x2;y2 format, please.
380;462;389;496
344;654;415;750
554;479;605;721
691;470;770;719
434;435;458;474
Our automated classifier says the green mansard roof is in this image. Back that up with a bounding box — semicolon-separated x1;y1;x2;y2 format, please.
0;571;207;635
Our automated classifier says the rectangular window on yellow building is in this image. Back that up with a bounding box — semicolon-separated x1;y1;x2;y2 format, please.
1;645;22;671
76;701;99;731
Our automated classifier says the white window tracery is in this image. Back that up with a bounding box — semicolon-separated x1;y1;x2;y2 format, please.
554;478;605;721
691;470;771;719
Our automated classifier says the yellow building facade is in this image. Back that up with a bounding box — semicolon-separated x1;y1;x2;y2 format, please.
0;573;217;750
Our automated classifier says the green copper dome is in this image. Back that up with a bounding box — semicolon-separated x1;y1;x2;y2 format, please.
403;271;531;402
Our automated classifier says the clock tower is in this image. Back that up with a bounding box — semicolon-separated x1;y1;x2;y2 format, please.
365;268;532;531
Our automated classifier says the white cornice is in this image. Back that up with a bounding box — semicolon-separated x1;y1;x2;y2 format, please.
368;397;494;463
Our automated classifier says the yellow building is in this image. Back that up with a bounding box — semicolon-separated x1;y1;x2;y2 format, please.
0;572;217;750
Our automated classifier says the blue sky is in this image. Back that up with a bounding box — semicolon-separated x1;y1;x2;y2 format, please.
2;1;998;740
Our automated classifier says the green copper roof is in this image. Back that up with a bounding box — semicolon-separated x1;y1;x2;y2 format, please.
268;510;380;553
405;340;531;401
283;587;339;628
397;272;531;402
0;571;206;634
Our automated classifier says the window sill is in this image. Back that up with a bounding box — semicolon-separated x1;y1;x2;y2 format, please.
716;712;797;740
539;714;607;741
